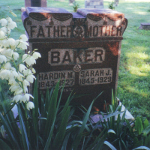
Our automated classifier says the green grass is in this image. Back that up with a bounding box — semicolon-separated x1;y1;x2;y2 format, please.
0;0;150;119
114;1;150;119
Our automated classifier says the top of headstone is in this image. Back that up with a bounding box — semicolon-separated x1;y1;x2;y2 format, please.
72;12;85;18
25;7;72;21
77;8;124;21
22;7;127;39
26;7;70;14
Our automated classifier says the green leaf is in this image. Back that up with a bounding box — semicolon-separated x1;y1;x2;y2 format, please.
0;113;20;149
52;107;70;149
135;117;143;135
44;81;59;141
133;137;140;148
40;94;45;117
0;93;21;150
0;139;12;150
32;78;39;147
59;92;73;118
45;88;50;113
61;132;71;150
121;139;127;150
40;94;46;135
143;126;150;136
18;105;30;150
1;100;22;147
86;128;108;150
143;119;149;129
116;112;121;135
72;102;93;149
44;81;64;150
111;90;117;112
56;92;74;128
144;134;150;147
72;98;96;150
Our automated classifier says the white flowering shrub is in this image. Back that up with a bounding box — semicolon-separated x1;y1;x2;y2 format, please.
0;13;41;110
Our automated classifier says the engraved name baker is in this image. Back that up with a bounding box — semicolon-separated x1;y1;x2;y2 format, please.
48;48;105;66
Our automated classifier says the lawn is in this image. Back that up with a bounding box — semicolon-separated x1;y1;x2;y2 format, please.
0;0;150;119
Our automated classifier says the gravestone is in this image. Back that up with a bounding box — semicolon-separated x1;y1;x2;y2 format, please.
69;0;75;4
25;0;47;7
22;7;127;111
85;0;104;9
139;23;150;30
114;0;119;6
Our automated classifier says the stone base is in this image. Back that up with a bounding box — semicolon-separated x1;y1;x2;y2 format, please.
139;23;150;30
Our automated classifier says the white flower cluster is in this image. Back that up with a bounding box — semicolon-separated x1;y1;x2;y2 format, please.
0;16;41;110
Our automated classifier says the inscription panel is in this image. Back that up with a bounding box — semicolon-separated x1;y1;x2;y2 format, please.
38;70;75;89
79;68;113;85
48;48;105;66
38;68;113;89
37;47;115;90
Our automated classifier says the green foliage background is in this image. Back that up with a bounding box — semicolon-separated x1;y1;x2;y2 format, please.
0;0;150;119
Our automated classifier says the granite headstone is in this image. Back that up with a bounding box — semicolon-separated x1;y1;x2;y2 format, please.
25;0;47;7
114;0;119;6
85;0;104;9
22;7;127;111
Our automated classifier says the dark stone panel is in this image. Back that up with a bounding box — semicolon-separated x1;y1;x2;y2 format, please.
22;7;127;112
